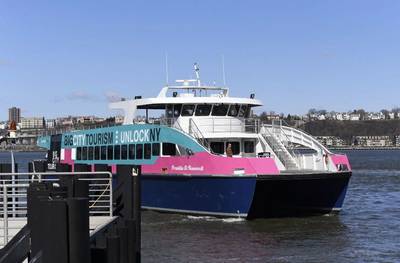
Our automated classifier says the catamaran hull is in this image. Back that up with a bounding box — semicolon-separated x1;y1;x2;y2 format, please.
247;171;352;218
141;172;352;219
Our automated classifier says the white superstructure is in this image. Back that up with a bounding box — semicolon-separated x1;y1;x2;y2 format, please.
110;64;335;172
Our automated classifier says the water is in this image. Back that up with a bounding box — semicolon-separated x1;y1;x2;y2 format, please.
1;150;399;262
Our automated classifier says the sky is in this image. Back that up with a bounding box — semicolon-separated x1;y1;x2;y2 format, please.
1;0;400;120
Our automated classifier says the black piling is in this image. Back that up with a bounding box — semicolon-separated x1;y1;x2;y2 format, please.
68;198;90;263
0;163;18;173
28;160;47;173
106;236;120;263
94;164;112;172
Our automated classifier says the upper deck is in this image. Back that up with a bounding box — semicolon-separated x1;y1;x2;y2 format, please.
109;65;262;125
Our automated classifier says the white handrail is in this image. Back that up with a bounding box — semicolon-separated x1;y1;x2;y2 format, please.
0;171;113;247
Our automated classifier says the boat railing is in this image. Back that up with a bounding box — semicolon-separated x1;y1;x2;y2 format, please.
197;118;260;134
0;171;113;246
188;119;210;148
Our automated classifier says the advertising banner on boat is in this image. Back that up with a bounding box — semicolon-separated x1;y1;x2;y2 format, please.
61;124;205;152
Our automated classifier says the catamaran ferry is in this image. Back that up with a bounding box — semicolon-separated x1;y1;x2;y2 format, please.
38;65;351;219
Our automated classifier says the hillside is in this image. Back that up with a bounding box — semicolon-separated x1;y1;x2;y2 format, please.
300;120;400;142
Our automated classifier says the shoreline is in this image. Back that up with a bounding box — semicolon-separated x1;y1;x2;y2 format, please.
0;146;47;153
328;147;400;151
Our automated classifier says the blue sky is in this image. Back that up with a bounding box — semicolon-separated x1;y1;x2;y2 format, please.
1;0;400;120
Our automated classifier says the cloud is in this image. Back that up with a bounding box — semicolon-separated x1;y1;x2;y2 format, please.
54;90;100;103
54;90;124;104
105;91;122;102
67;91;94;101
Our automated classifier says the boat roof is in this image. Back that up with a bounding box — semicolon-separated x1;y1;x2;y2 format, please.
109;64;263;123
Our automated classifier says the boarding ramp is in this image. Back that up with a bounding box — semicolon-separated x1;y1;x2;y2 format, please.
0;171;113;248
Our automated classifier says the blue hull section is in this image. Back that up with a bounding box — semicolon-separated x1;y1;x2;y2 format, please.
141;172;352;219
142;175;257;217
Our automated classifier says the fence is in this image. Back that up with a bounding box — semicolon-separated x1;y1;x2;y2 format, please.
0;171;113;247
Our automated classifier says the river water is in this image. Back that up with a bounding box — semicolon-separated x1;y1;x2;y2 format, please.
1;150;399;262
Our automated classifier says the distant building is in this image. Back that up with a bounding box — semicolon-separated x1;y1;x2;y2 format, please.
316;136;346;147
46;119;56;129
115;116;125;124
21;117;45;129
349;114;360;121
76;116;105;124
8;107;21;124
395;135;400;147
56;116;75;126
353;136;393;147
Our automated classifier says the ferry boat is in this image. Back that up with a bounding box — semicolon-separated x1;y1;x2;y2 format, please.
38;65;352;219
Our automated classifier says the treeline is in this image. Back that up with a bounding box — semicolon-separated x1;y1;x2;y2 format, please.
300;120;400;142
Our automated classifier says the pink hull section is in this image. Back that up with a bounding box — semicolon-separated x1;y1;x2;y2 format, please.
330;154;352;171
142;152;280;176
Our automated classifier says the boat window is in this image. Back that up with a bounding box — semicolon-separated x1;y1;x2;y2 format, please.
244;141;255;153
107;145;113;160
129;144;135;159
211;104;229;116
88;147;94;160
121;145;128;160
228;104;240;117
136;144;143;159
166;105;173;118
101;146;107;160
152;143;160;156
94;146;100;160
227;142;240;155
210;142;225;154
114;145;121;160
76;147;82;160
195;104;211;116
144;143;151;159
174;104;182;117
181;104;195;116
82;147;88;160
162;143;176;156
238;105;249;118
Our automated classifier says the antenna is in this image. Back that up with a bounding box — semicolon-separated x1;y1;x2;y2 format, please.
222;55;226;87
165;53;169;85
194;63;201;86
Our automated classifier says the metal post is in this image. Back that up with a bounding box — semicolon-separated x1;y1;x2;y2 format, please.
109;174;113;217
11;152;16;218
3;184;8;244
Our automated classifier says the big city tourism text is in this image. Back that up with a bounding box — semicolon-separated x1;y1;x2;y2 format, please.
63;128;161;147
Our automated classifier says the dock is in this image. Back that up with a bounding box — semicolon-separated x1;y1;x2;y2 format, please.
0;161;141;263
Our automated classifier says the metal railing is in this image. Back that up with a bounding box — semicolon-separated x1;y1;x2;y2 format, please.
192;118;261;134
0;171;113;246
188;119;210;148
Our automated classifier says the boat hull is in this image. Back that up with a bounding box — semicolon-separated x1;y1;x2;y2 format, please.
247;171;352;218
141;171;352;219
142;175;257;217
